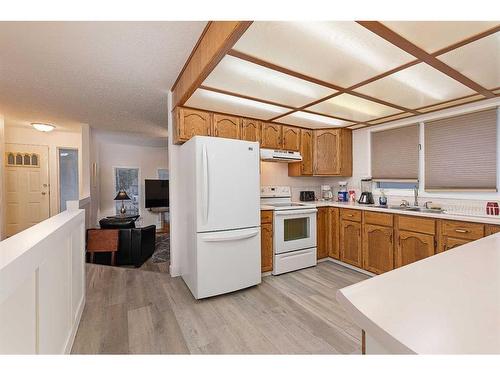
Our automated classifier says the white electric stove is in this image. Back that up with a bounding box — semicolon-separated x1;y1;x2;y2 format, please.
260;186;318;275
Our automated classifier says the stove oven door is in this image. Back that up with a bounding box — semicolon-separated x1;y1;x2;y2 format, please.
273;208;317;254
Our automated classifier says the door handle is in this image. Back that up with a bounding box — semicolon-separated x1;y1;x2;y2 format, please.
41;192;47;195
202;229;259;242
202;144;209;224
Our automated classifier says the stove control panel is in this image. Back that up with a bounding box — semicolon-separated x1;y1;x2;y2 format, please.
260;185;291;198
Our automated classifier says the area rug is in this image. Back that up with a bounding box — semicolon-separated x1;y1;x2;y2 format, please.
152;233;170;263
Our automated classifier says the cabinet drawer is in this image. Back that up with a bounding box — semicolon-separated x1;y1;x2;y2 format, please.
340;208;362;222
364;211;393;227
397;215;435;235
261;210;273;224
441;220;484;240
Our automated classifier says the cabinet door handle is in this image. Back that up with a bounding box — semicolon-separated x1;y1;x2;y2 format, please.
455;229;469;233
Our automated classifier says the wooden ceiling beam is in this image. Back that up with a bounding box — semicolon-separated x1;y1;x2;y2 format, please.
357;21;496;99
171;21;253;109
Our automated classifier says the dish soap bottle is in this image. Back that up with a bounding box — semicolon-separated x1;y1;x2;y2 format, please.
379;189;387;207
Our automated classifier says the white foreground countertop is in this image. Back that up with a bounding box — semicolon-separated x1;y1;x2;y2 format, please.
337;233;500;354
262;201;500;225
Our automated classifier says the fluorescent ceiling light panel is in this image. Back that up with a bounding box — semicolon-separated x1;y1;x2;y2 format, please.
354;63;475;108
279;111;352;128
233;21;414;87
381;21;500;53
203;55;335;107
185;88;289;119
438;32;500;89
308;93;400;122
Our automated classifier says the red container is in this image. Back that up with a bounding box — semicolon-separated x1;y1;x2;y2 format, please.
486;202;499;215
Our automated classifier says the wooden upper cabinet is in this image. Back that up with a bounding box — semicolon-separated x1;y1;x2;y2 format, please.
261;123;282;149
363;224;394;274
313;129;352;176
288;128;313;176
340;219;362;268
173;107;211;144
241;118;261;143
282;126;300;151
396;230;435;268
212;114;240;140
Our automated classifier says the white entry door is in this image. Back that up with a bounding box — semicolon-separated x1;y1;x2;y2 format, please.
5;144;50;237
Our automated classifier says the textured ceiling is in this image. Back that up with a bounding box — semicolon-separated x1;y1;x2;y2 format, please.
0;21;207;136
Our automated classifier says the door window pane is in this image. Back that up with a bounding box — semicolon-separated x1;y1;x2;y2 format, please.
284;217;309;241
59;149;79;212
115;168;139;215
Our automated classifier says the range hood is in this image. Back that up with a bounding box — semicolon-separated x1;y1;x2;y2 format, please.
260;148;302;163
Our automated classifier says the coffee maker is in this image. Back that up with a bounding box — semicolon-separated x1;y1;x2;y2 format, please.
320;185;333;201
358;178;374;204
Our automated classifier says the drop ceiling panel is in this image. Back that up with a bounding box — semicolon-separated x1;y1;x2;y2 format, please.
278;111;353;128
368;112;414;125
354;63;475;109
203;55;335;107
185;88;290;120
438;32;500;89
308;93;400;122
233;21;415;87
382;21;499;53
418;94;484;113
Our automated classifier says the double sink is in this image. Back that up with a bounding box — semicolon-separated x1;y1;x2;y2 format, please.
376;205;445;214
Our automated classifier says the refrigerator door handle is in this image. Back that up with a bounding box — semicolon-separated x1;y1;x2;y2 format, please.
202;228;260;242
202;144;209;224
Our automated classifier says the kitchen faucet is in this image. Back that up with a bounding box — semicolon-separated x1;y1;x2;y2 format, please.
414;186;419;207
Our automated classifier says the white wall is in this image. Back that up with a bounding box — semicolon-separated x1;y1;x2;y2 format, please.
4;125;83;217
94;135;168;228
80;124;91;200
0;115;5;240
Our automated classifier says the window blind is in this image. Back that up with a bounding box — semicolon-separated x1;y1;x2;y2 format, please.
425;108;497;191
371;124;419;181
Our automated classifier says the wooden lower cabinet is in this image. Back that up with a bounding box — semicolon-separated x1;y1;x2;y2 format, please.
261;223;273;272
362;224;394;274
340;219;362;267
441;236;471;252
329;208;340;259
395;230;435;267
317;207;339;260
261;209;274;273
317;207;329;259
486;224;500;236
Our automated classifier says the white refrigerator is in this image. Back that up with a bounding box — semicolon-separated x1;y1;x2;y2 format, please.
178;136;261;299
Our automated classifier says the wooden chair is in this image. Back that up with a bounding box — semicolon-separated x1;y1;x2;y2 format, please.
86;229;119;266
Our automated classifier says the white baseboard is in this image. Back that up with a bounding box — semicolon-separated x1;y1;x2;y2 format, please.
65;295;85;354
327;258;376;277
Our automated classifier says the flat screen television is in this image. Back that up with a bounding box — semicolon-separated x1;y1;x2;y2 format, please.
145;179;169;208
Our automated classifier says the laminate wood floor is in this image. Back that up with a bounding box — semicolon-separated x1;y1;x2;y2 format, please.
71;261;369;354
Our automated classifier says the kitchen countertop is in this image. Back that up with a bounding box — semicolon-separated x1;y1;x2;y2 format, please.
336;232;500;354
262;201;500;225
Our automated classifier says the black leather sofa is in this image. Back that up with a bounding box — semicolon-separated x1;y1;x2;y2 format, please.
96;218;156;267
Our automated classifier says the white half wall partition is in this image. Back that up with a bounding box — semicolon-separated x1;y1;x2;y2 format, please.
0;201;85;354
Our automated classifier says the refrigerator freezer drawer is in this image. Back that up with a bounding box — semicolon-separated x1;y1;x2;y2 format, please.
194;227;261;299
273;247;317;275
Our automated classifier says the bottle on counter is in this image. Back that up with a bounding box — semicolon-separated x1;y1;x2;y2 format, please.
379;189;388;206
338;181;348;202
348;190;356;203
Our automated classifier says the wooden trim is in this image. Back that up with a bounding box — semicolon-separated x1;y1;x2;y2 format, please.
171;22;211;91
172;21;253;109
348;90;420;115
357;21;495;99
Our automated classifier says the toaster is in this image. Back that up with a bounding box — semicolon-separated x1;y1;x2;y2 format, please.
300;191;315;202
